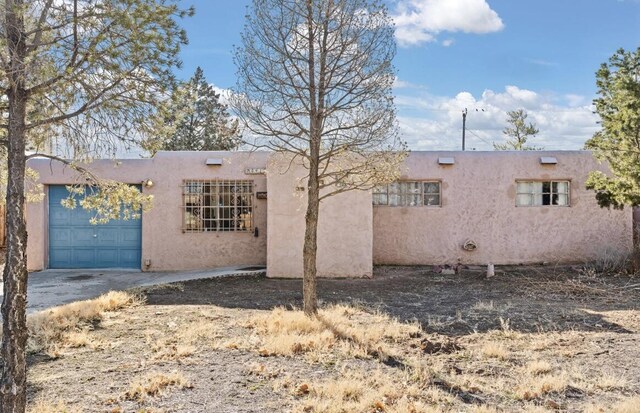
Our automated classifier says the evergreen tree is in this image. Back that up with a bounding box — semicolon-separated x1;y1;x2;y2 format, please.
586;47;640;209
493;109;542;150
0;1;189;410
157;67;240;152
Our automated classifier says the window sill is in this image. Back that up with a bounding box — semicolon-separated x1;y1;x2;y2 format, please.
373;205;442;208
514;205;571;208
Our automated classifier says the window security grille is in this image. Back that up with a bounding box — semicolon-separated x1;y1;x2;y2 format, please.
182;180;253;232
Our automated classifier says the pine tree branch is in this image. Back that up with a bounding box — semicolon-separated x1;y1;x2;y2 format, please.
25;152;100;183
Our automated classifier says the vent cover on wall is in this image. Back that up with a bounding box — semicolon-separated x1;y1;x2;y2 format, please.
205;158;223;166
438;157;455;165
539;157;558;165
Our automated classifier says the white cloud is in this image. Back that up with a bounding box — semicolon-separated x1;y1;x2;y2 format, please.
179;83;598;153
564;94;590;107
393;0;504;47
441;38;455;47
393;77;429;90
394;85;599;151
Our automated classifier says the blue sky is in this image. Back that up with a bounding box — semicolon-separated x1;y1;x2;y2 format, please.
176;0;640;151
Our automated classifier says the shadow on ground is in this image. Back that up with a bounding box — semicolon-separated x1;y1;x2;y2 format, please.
143;265;640;336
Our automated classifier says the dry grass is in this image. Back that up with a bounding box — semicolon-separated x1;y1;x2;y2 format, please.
523;407;555;413
525;360;553;376
27;291;143;354
62;328;102;349
248;304;421;361
204;304;640;412
145;316;231;361
471;300;498;311
480;342;509;360
582;247;632;275
584;396;640;413
151;341;196;361
593;371;630;391
28;399;81;413
247;362;283;380
470;300;512;313
22;282;640;413
124;371;192;403
516;372;570;400
176;320;224;344
249;308;334;356
468;407;501;413
294;368;427;413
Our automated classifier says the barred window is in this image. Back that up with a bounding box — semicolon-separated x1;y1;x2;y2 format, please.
182;180;253;232
373;181;441;207
516;181;570;206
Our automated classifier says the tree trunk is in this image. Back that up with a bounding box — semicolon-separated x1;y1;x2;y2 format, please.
302;0;320;317
1;92;29;413
632;207;640;273
2;0;30;411
303;171;320;316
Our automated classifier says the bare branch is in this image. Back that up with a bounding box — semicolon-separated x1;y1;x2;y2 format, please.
233;0;406;197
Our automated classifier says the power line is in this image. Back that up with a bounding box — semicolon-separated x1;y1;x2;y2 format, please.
466;129;494;147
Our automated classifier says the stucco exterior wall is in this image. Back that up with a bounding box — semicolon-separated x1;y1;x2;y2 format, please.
266;155;373;278
26;151;269;271
373;151;633;266
25;150;632;273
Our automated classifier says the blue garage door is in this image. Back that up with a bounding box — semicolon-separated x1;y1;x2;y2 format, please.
48;185;142;269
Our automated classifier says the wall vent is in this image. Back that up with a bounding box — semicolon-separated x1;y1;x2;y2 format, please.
540;157;557;165
438;157;455;165
205;158;223;166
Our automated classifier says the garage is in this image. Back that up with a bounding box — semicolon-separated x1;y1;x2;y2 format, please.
48;185;142;269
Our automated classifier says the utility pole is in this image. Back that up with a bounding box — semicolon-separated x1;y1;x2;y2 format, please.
461;108;467;151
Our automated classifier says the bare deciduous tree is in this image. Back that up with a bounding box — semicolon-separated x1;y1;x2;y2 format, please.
233;0;406;316
0;1;190;411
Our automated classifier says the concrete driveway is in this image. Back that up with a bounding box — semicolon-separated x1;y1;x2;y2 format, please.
0;266;266;314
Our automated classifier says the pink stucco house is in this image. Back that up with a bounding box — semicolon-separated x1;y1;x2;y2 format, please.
26;150;632;278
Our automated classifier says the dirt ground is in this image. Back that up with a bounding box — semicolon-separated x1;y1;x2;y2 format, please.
24;265;640;412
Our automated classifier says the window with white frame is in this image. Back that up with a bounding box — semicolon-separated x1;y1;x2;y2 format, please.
373;181;441;207
182;180;253;232
516;181;570;206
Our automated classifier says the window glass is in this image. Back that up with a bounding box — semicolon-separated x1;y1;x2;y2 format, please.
373;181;441;207
373;193;388;206
424;194;440;206
389;193;401;206
516;180;570;207
556;194;568;206
424;182;439;194
516;193;532;206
